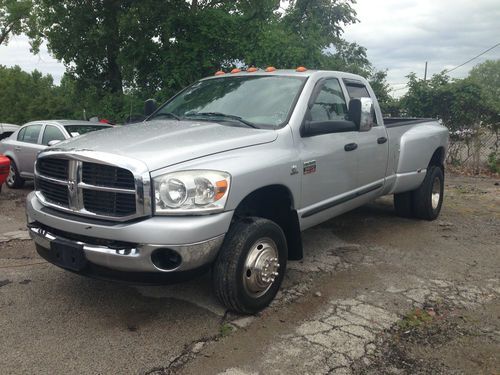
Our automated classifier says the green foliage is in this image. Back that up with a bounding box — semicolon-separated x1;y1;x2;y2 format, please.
469;59;500;131
487;152;499;174
0;0;31;45
2;0;397;124
398;308;433;331
400;72;497;133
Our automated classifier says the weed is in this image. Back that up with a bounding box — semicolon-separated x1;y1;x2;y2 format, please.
220;323;234;337
398;308;434;330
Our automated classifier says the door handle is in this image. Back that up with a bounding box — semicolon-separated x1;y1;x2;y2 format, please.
14;146;21;151
377;137;388;144
344;143;358;152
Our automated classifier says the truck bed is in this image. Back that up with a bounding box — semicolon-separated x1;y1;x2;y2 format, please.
383;117;436;128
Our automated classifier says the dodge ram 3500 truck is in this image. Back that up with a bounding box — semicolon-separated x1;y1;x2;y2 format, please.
27;69;449;314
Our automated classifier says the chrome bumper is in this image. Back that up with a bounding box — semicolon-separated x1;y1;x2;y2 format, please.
29;224;224;273
26;191;231;273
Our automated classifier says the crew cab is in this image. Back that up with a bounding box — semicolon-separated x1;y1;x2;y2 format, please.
26;69;449;314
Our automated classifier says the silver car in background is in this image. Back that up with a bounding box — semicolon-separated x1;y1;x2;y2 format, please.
0;120;112;188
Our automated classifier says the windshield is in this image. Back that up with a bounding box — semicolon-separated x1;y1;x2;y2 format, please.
64;125;111;137
153;76;307;128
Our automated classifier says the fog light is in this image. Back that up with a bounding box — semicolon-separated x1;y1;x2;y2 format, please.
151;248;182;271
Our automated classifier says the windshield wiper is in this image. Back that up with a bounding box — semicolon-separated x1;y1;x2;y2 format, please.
149;112;180;121
184;112;259;129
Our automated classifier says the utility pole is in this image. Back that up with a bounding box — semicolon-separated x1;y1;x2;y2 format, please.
424;61;428;82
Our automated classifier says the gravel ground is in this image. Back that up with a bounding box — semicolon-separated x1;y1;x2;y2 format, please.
0;174;498;374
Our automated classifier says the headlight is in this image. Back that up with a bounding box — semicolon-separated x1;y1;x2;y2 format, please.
154;170;230;215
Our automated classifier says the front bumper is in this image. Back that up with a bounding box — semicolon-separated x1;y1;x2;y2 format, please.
26;192;232;275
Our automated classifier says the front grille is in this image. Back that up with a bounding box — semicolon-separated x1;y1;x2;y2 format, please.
37;158;69;180
35;156;143;220
82;162;135;189
83;189;136;217
37;179;69;207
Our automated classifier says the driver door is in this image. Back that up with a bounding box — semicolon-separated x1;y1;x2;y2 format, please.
298;78;358;226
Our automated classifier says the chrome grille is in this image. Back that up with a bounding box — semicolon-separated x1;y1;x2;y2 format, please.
37;158;69;180
37;179;69;207
83;189;136;216
82;162;135;189
35;155;149;221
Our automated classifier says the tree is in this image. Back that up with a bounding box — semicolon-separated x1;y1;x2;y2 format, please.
0;0;31;46
469;59;500;130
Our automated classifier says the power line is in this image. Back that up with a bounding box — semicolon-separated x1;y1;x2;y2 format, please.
443;42;500;73
388;42;500;93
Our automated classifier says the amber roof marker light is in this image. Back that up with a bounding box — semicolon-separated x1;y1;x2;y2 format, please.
247;67;258;73
296;66;308;72
265;66;276;72
231;68;242;74
215;70;225;76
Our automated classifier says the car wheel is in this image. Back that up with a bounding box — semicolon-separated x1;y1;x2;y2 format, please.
394;191;414;218
212;217;287;314
6;159;25;188
412;165;444;220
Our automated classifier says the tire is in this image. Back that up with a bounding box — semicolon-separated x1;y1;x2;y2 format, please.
212;217;287;314
412;165;444;220
6;158;25;189
394;191;414;218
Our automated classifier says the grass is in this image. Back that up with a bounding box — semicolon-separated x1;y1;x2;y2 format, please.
398;308;434;331
220;323;234;337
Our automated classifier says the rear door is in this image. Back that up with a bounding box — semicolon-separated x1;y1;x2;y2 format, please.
343;79;389;190
17;124;45;176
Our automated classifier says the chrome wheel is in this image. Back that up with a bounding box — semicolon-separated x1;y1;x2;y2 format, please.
431;176;441;210
242;238;280;298
7;164;16;186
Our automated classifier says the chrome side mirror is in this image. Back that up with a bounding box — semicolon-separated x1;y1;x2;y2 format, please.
47;140;61;147
348;97;374;132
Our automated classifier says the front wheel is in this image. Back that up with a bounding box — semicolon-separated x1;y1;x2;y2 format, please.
212;217;287;314
6;159;25;189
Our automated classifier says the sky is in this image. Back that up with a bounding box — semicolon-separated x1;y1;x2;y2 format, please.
0;0;499;97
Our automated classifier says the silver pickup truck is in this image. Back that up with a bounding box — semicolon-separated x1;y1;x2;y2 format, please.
26;69;449;313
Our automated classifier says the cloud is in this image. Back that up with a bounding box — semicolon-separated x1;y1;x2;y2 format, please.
343;0;500;95
0;34;64;83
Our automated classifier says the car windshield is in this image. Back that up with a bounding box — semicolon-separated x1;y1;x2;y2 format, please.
153;76;307;128
64;125;111;137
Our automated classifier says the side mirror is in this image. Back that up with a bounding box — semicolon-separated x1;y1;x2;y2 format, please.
144;99;158;117
301;120;358;137
47;140;61;147
348;98;374;132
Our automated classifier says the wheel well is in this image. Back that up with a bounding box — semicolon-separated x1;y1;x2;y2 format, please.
429;147;445;168
234;185;303;261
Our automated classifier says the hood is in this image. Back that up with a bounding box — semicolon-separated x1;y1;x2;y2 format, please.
51;120;278;171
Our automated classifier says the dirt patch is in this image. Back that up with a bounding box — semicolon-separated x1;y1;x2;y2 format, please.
357;301;500;375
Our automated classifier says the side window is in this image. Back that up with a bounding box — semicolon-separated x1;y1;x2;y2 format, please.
343;79;377;125
42;126;65;145
17;127;26;141
21;125;42;144
309;79;348;122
